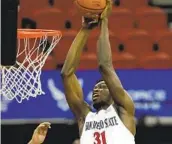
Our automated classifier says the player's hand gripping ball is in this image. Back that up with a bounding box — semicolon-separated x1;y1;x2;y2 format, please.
82;16;100;29
30;122;51;144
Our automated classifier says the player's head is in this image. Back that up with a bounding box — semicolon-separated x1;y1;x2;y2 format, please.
92;79;113;110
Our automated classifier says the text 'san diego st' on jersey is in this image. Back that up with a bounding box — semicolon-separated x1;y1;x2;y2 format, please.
80;105;135;144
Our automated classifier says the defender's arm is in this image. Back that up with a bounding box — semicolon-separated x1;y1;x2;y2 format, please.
97;18;135;117
61;27;91;120
28;122;51;144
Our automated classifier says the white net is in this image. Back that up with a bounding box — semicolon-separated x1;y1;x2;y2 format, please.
0;29;62;103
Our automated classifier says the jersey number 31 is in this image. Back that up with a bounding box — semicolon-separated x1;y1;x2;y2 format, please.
94;131;107;144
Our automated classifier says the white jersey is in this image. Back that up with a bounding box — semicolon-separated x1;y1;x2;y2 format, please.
80;105;135;144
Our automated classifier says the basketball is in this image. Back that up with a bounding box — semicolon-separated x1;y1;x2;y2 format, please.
75;0;106;17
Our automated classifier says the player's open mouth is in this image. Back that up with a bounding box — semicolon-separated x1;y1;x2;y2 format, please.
93;98;98;102
92;94;99;101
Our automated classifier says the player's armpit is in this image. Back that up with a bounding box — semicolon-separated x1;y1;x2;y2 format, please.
61;73;90;120
118;106;136;135
100;66;135;116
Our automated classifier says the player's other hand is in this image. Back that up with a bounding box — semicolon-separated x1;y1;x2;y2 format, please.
82;15;100;29
29;122;51;144
100;0;112;19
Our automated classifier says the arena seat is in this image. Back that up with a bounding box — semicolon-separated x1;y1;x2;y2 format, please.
70;29;99;70
33;8;65;30
122;29;153;58
140;54;172;69
54;0;75;14
120;0;148;11
21;18;37;29
87;29;122;53
157;31;172;56
20;0;52;18
43;55;57;70
109;7;134;34
122;30;172;69
135;7;168;33
79;53;97;70
139;41;172;69
109;34;138;69
109;35;123;53
112;53;138;69
80;32;138;69
79;52;138;70
53;30;77;64
68;13;81;31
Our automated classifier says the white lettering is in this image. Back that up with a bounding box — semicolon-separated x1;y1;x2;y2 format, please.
128;89;167;101
135;102;161;110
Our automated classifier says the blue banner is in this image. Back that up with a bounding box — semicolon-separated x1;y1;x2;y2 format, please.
1;70;172;122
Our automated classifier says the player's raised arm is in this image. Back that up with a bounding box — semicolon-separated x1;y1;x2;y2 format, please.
97;0;135;120
61;17;99;120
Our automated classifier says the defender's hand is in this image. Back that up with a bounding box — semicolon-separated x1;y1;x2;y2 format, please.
82;15;100;29
100;0;112;19
29;122;51;144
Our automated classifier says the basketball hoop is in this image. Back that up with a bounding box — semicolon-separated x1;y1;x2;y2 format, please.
0;29;62;103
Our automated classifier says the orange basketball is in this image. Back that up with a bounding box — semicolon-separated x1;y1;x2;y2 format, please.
75;0;106;17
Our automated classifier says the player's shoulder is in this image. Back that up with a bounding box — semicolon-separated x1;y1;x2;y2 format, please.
107;104;115;111
85;110;96;118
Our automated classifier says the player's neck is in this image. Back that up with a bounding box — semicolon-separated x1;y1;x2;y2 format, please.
97;104;110;112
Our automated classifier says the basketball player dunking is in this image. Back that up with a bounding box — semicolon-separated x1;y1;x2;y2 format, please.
61;0;136;144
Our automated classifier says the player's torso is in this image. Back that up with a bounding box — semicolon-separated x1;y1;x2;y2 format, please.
80;105;135;144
